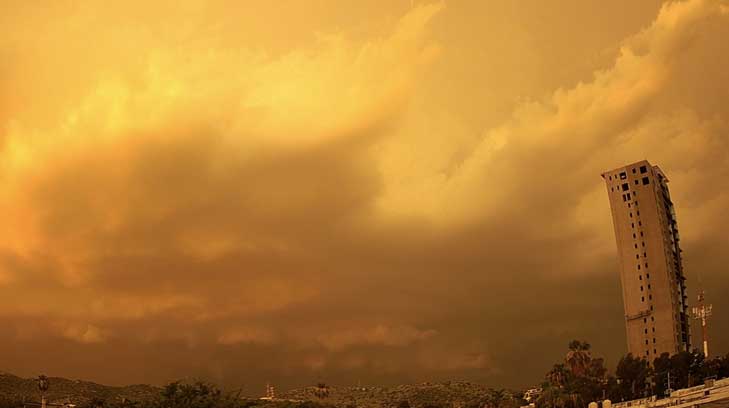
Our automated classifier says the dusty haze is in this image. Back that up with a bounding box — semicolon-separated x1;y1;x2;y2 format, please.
1;0;728;393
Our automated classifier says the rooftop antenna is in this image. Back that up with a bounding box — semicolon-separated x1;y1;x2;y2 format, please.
692;274;713;358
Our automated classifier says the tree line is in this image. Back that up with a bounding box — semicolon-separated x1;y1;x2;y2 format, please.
537;340;729;408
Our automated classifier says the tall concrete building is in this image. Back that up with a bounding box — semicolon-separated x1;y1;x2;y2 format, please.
601;160;690;359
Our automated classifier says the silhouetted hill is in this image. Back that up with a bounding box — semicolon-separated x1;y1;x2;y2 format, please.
0;371;158;405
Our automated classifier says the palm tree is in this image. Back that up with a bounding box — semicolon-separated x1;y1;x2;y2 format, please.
566;341;592;377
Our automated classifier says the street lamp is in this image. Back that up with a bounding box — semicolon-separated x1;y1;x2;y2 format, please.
38;375;49;408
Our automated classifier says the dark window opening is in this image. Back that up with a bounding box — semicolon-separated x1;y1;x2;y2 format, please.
642;177;650;185
622;183;629;191
640;165;647;174
635;180;639;185
620;172;627;180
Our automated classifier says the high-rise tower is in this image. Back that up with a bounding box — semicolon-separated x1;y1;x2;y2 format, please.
601;160;690;359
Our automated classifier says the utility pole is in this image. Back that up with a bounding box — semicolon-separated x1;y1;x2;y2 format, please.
692;290;713;358
665;372;673;397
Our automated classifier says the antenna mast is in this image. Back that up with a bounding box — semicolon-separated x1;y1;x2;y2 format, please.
692;289;713;357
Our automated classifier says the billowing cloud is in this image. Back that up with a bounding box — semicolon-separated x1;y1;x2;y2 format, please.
0;0;727;393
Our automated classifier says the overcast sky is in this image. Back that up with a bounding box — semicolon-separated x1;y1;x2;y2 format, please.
1;0;728;394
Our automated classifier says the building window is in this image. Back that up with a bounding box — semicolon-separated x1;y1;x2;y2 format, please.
637;210;640;216
642;296;645;302
644;318;647;323
651;316;655;321
622;183;629;191
623;194;627;202
648;284;651;289
634;244;638;249
645;263;648;268
642;177;650;185
645;328;648;334
636;254;639;259
638;265;641;270
640;231;644;237
610;176;613;180
647;273;650;279
620;172;627;180
633;191;636;197
630;212;633;218
642;242;645;247
633;233;636;238
641;286;644;291
639;221;642;226
611;187;614;191
640;165;647;173
654;348;657;354
652;327;655;332
649;295;652;300
639;275;643;280
645;339;649;345
635;180;639;185
633;168;637;174
653;338;656;343
643;252;647;257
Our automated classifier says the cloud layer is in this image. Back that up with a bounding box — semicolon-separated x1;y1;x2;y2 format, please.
1;0;728;392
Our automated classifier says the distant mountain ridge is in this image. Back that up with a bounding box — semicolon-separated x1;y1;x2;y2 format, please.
0;371;158;405
0;371;524;408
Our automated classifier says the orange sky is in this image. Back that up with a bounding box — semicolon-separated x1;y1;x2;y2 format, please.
1;0;728;392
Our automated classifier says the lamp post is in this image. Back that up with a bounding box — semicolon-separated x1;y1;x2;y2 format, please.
38;375;49;408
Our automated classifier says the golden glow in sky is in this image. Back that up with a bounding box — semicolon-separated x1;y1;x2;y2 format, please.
1;0;728;390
